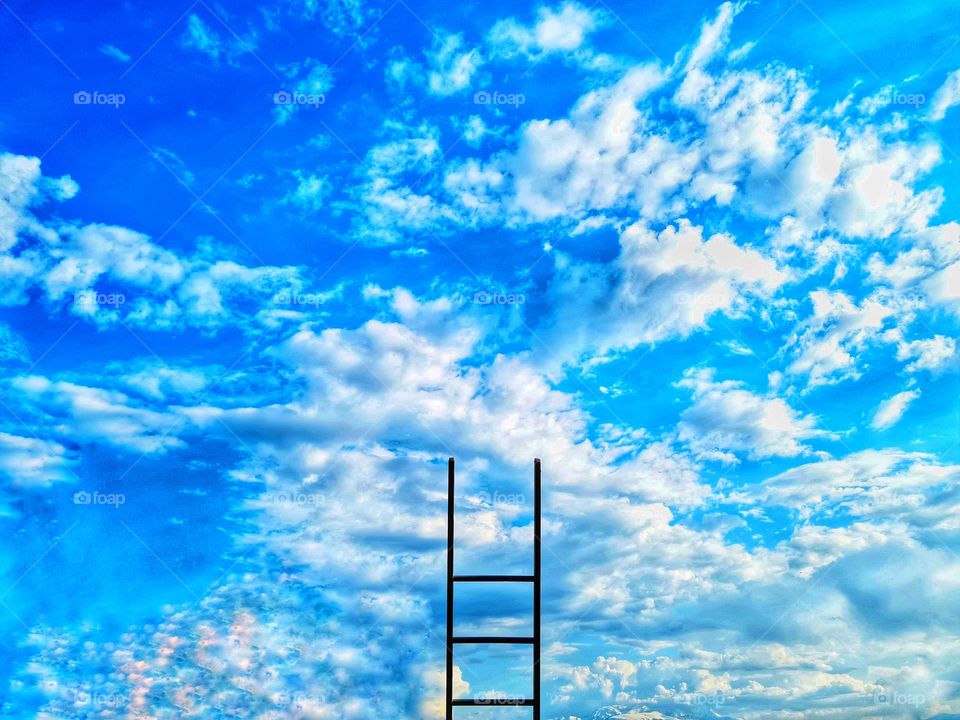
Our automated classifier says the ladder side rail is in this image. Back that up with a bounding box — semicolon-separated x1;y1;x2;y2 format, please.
533;458;542;720
445;458;542;716
446;458;455;720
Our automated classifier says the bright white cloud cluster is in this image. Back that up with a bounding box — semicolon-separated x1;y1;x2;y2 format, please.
488;1;606;60
676;367;828;462
0;431;74;489
543;219;786;365
0;152;313;330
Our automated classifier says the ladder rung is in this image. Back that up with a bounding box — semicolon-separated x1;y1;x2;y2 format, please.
452;699;535;706
453;574;535;582
452;636;534;644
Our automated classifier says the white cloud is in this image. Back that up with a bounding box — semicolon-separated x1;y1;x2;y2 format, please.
8;284;960;719
924;258;960;315
284;171;332;211
0;321;30;364
507;65;679;221
426;33;482;95
827;132;942;240
0;432;75;488
11;376;186;454
293;0;371;37
871;389;920;430
753;449;960;526
98;43;130;63
1;153;308;331
352;0;947;287
543;219;786;365
895;334;956;373
180;14;223;59
675;367;829;462
179;13;259;63
683;0;743;72
1;152;77;252
928;68;960;121
119;365;211;402
274;59;333;124
785;289;900;388
488;1;604;58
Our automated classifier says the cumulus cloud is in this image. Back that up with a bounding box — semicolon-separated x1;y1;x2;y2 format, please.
0;432;75;488
283;171;332;212
338;0;949;273
784;289;899;388
487;1;606;59
752;448;960;530
895;333;956;373
871;389;920;430
675;367;829;462
336;0;955;391
542;219;786;366
425;33;482;96
928;68;960;121
10;376;186;454
923;258;960;315
682;0;744;72
0;152;309;331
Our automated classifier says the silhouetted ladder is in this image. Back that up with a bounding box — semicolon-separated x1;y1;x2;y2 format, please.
446;457;541;719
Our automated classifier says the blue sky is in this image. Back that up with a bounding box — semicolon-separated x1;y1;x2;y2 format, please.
1;0;960;717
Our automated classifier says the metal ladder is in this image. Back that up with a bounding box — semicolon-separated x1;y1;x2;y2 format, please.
445;457;541;719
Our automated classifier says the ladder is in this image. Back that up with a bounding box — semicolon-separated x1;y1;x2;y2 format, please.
445;457;541;719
